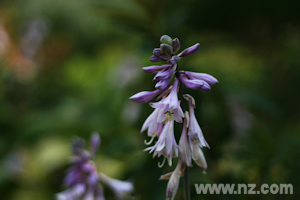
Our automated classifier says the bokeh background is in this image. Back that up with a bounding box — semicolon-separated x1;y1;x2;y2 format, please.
0;0;299;199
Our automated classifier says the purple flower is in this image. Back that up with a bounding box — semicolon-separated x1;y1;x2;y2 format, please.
130;35;217;200
185;95;209;148
150;55;163;62
184;71;218;85
178;116;192;166
166;159;182;200
143;64;171;74
191;143;207;170
57;133;134;200
145;119;178;166
91;132;100;156
150;78;184;123
98;173;134;199
56;183;85;200
179;74;211;91
141;107;164;137
129;89;162;103
177;43;200;57
155;79;170;90
153;65;175;81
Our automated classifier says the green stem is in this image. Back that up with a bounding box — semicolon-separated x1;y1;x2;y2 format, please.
183;167;190;200
176;64;191;200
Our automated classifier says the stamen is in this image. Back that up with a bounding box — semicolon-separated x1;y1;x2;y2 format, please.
203;170;207;175
165;109;174;121
167;156;172;166
158;157;166;168
144;135;155;145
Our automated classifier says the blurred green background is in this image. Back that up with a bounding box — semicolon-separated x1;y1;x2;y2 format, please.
0;0;299;199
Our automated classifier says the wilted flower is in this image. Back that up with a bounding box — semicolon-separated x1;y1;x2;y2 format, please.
130;35;218;199
56;132;134;200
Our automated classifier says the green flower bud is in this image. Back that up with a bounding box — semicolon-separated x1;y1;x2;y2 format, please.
160;44;173;55
160;35;173;45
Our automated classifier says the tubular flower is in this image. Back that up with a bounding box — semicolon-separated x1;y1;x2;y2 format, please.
130;35;218;200
56;133;134;200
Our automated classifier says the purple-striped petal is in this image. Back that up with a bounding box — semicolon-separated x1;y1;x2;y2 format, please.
179;74;210;90
143;64;171;74
184;71;218;85
177;43;200;57
130;89;162;103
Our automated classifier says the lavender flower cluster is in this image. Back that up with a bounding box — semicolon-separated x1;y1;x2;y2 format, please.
56;133;134;200
130;35;218;199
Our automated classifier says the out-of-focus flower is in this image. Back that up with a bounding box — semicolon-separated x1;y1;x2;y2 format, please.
56;133;134;200
98;172;134;199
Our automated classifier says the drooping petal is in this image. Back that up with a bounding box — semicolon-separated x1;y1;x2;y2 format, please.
173;107;184;123
179;118;192;166
141;108;159;134
129;89;162;103
186;95;209;148
184;71;218;85
191;144;207;170
177;43;200;57
145;120;178;162
166;159;182;200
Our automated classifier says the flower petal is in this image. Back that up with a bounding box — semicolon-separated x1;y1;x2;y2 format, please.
185;71;218;85
179;74;207;90
143;65;170;74
129;89;162;103
177;43;200;57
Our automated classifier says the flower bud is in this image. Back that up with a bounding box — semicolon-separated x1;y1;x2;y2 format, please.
192;144;207;170
129;89;162;103
172;38;180;54
160;35;173;45
178;43;200;57
91;132;100;156
160;44;173;55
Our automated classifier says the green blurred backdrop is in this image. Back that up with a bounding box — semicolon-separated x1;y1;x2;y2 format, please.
0;0;299;199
